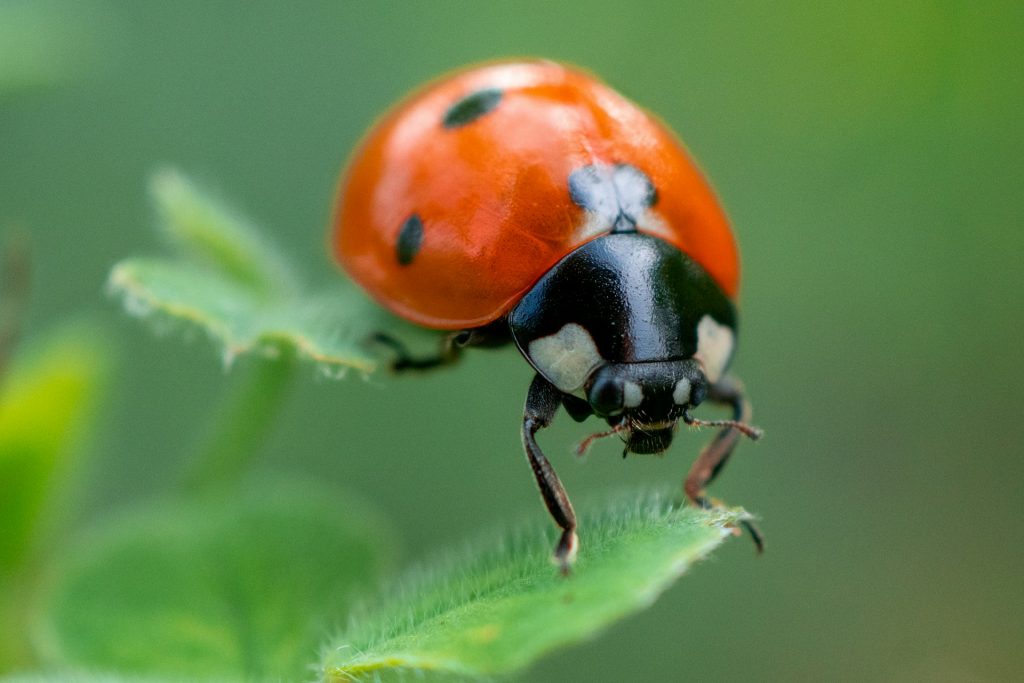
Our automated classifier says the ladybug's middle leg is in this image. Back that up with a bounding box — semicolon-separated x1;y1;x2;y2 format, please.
522;373;578;575
682;375;764;552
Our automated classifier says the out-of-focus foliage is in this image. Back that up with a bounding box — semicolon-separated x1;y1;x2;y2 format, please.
0;325;109;574
0;325;110;670
33;480;394;682
108;170;440;378
0;674;224;683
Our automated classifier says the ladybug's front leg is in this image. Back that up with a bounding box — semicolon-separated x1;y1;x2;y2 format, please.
682;375;765;552
522;374;578;575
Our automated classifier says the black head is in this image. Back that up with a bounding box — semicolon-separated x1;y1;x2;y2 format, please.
508;232;737;455
584;359;708;454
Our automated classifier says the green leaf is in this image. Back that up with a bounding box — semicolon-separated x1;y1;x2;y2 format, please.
109;169;441;377
149;170;296;299
321;493;749;681
0;323;109;575
33;479;396;682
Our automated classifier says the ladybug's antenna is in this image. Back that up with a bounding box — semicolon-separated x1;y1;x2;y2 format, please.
683;411;763;441
574;422;629;457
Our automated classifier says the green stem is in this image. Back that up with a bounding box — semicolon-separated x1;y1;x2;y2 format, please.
182;348;296;493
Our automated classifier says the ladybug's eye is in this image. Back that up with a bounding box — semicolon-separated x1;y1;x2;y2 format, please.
588;375;624;416
689;380;708;407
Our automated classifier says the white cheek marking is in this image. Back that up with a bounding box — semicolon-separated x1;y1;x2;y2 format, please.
694;315;735;385
673;378;692;405
623;381;643;408
527;323;604;393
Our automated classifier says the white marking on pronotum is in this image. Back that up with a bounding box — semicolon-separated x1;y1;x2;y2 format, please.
610;164;654;220
527;322;604;393
570;163;659;232
623;380;643;408
694;315;735;384
673;377;692;405
634;208;669;235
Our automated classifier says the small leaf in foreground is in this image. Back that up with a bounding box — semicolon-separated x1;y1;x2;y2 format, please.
0;323;109;574
33;479;395;682
108;169;441;377
322;493;749;681
0;324;110;671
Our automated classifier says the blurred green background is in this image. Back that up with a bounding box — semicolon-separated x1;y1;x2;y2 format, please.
3;1;1022;680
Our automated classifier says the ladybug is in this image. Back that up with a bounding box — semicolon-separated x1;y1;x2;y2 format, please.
332;60;762;573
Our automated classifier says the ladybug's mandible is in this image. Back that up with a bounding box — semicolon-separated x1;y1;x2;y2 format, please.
332;60;762;572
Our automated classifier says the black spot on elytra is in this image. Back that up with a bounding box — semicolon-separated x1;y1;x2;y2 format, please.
396;214;423;266
568;163;657;233
442;88;503;128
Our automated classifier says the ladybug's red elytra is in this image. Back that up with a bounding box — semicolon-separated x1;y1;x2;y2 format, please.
332;60;762;573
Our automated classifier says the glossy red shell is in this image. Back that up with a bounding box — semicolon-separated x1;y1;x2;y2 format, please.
332;60;739;330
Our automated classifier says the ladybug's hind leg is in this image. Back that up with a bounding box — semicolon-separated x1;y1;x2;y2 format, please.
371;331;464;372
682;375;764;552
523;374;578;575
372;319;510;373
